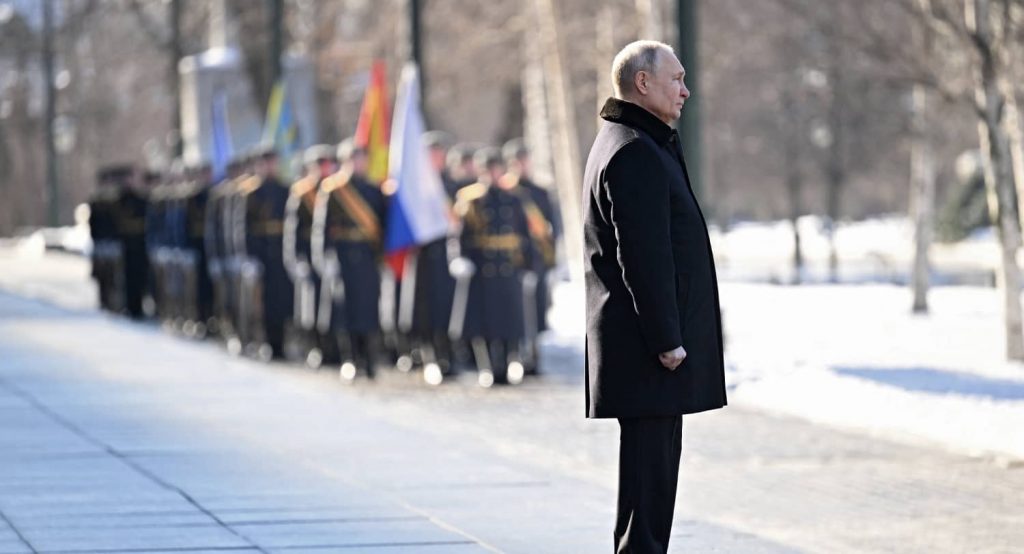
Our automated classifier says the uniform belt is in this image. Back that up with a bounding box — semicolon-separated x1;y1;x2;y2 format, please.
250;220;284;236
474;233;521;251
120;219;146;235
329;227;370;242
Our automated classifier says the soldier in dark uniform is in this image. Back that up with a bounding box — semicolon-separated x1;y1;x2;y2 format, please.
145;167;175;322
88;168;119;312
236;147;293;359
313;140;387;381
284;144;337;367
446;143;479;197
451;148;536;387
178;164;214;337
502;138;560;375
141;169;163;317
204;159;245;342
108;165;149;319
393;131;459;385
425;131;456;199
223;156;257;354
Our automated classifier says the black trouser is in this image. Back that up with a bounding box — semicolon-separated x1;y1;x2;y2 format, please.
337;332;380;377
614;415;683;554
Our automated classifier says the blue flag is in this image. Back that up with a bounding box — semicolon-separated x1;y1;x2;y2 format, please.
211;90;233;182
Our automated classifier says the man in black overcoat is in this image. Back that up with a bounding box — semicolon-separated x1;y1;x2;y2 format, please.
583;40;727;553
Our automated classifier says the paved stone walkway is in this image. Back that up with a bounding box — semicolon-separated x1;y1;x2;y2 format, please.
0;292;793;553
0;251;1022;552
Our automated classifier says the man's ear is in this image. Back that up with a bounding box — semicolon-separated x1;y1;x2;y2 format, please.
633;70;648;96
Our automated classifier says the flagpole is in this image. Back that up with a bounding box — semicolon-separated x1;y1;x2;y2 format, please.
408;0;427;126
268;0;284;97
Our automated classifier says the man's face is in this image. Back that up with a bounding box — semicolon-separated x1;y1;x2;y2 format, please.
429;146;447;172
351;152;368;177
639;50;690;124
259;157;278;177
487;163;505;183
517;156;532;177
317;159;337;178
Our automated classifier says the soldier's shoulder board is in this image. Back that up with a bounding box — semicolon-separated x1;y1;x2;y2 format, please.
289;176;316;196
320;173;349;193
238;176;262;195
455;182;488;203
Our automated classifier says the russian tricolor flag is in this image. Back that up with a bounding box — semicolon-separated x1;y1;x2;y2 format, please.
384;63;451;279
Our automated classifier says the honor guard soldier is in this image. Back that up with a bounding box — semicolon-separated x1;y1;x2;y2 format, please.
88;168;120;312
426;131;457;200
502;138;560;375
284;144;338;367
223;155;258;354
395;131;459;385
161;166;189;329
450;148;536;387
145;166;176;322
446;143;479;197
312;140;387;381
178;164;214;337
108;165;149;319
204;159;245;342
236;147;293;359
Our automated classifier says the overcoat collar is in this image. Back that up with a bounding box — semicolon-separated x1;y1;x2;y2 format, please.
600;97;677;146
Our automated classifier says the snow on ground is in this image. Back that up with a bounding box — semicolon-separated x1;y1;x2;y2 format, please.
710;214;999;285
545;215;1022;462
721;283;1024;463
546;279;1024;462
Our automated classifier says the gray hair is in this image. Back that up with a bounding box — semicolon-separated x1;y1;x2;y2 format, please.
610;40;675;98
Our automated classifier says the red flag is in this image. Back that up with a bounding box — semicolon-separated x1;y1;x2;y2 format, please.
354;60;391;183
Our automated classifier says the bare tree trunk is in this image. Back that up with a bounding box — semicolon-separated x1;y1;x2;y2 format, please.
1004;88;1024;232
532;0;584;282
819;7;843;284
824;31;845;284
170;0;183;158
909;84;936;313
780;78;804;285
522;28;554;189
967;0;1024;360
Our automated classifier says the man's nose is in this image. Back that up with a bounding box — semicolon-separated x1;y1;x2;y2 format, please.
681;85;690;99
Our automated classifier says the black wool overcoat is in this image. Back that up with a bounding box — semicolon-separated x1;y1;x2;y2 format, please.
583;97;727;419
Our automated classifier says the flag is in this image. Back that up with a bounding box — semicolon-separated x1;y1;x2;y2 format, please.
384;63;451;279
262;79;298;158
211;90;233;182
354;60;391;183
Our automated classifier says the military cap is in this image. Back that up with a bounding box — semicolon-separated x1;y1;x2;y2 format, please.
447;143;477;168
252;143;278;159
423;130;454;150
106;164;136;181
336;138;367;162
304;144;336;165
502;138;530;162
473;146;504;170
